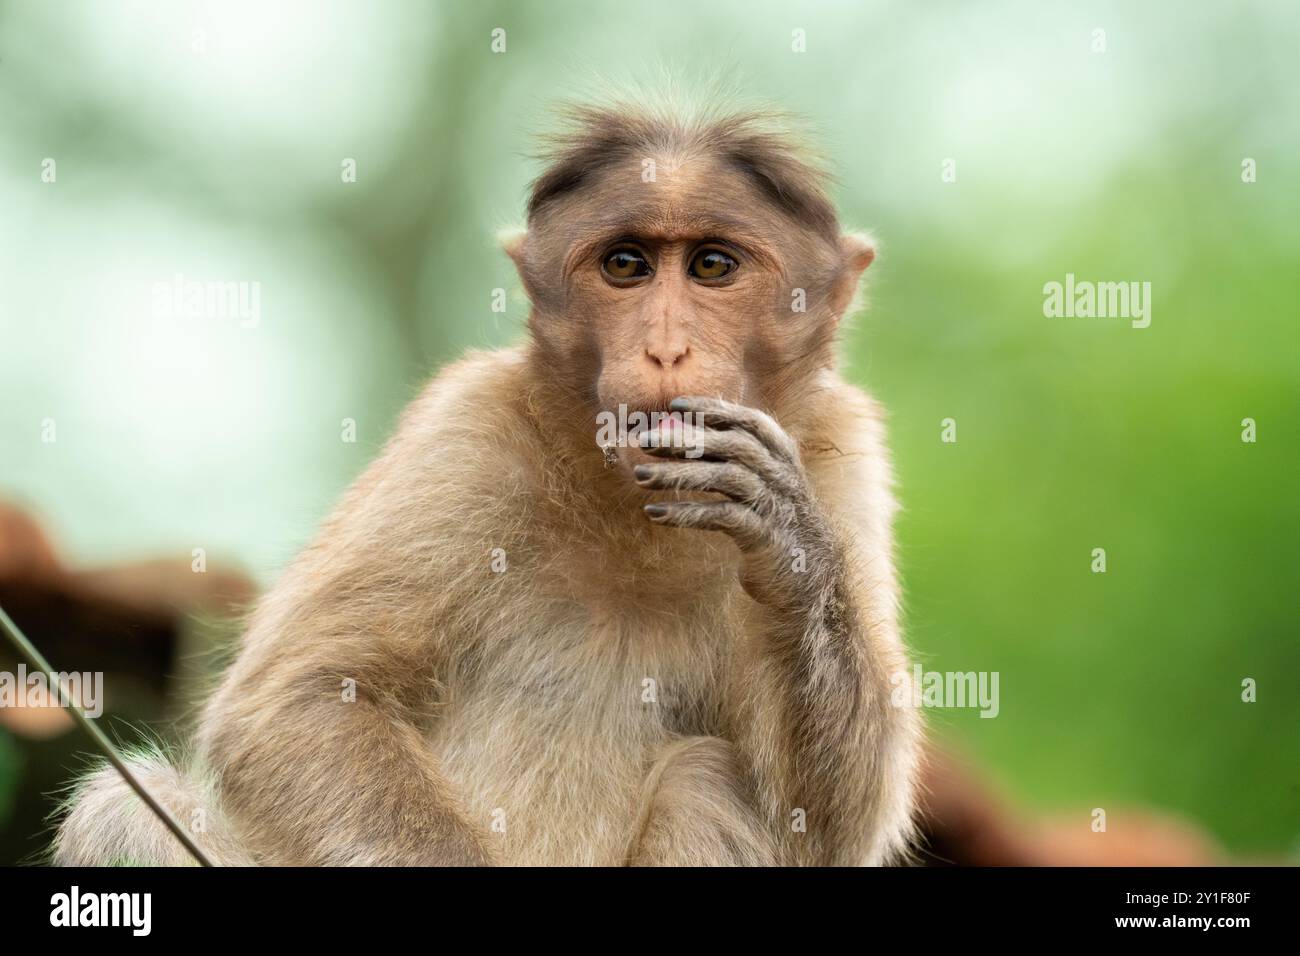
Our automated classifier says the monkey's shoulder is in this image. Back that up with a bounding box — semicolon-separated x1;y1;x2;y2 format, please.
798;377;898;547
397;346;534;446
303;347;540;562
244;348;540;648
383;345;538;483
798;377;890;469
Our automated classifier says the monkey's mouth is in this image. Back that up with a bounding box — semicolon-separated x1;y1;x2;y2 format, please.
596;402;706;473
623;410;689;452
631;413;681;435
615;412;708;474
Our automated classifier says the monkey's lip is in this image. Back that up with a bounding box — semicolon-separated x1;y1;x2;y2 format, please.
613;409;691;467
625;411;683;437
625;415;685;456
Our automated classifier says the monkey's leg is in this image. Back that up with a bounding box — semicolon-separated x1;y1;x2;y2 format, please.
625;736;777;867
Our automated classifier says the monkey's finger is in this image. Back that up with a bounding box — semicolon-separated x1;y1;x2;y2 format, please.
668;396;800;464
643;501;767;547
632;461;766;504
639;424;788;489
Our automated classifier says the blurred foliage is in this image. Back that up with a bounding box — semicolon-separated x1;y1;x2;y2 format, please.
0;732;18;822
0;1;1296;854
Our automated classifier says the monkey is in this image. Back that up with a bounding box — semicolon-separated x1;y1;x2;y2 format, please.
53;101;922;867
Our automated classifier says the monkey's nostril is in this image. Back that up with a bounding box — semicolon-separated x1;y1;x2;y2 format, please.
646;346;690;369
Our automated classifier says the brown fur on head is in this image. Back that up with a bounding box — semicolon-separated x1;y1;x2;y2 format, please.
505;103;875;438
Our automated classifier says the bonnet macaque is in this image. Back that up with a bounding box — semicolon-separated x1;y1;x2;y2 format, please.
56;103;921;866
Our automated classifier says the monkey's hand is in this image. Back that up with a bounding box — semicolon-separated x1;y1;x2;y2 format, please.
634;395;840;611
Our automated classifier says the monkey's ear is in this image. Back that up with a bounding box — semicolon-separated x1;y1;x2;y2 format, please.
829;231;877;319
499;225;539;302
498;226;528;269
840;231;876;275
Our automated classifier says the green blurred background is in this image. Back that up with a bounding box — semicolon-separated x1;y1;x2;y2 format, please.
1;0;1296;859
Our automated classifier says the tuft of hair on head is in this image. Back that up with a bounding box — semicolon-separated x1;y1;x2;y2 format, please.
525;84;841;240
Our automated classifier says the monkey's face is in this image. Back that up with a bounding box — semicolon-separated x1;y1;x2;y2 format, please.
511;150;873;454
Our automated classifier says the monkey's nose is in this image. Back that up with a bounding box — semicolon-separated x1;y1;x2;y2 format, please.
644;344;691;369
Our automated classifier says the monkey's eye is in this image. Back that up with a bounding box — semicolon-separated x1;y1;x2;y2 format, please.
688;248;738;281
602;248;652;282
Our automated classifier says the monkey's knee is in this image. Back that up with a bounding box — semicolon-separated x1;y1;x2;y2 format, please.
627;736;776;867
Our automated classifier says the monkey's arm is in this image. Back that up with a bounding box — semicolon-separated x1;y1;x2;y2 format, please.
200;645;493;866
635;396;920;865
194;357;526;865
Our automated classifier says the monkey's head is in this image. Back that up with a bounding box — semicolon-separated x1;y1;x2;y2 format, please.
506;104;874;448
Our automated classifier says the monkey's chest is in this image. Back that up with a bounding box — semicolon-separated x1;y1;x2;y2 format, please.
426;614;730;865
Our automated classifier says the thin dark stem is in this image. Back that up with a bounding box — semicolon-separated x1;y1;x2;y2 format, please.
0;604;214;867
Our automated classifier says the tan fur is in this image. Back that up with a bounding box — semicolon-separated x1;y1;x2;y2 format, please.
53;750;250;866
54;104;921;867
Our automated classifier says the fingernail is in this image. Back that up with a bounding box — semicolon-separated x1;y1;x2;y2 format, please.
644;504;668;517
669;397;690;412
633;465;652;481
